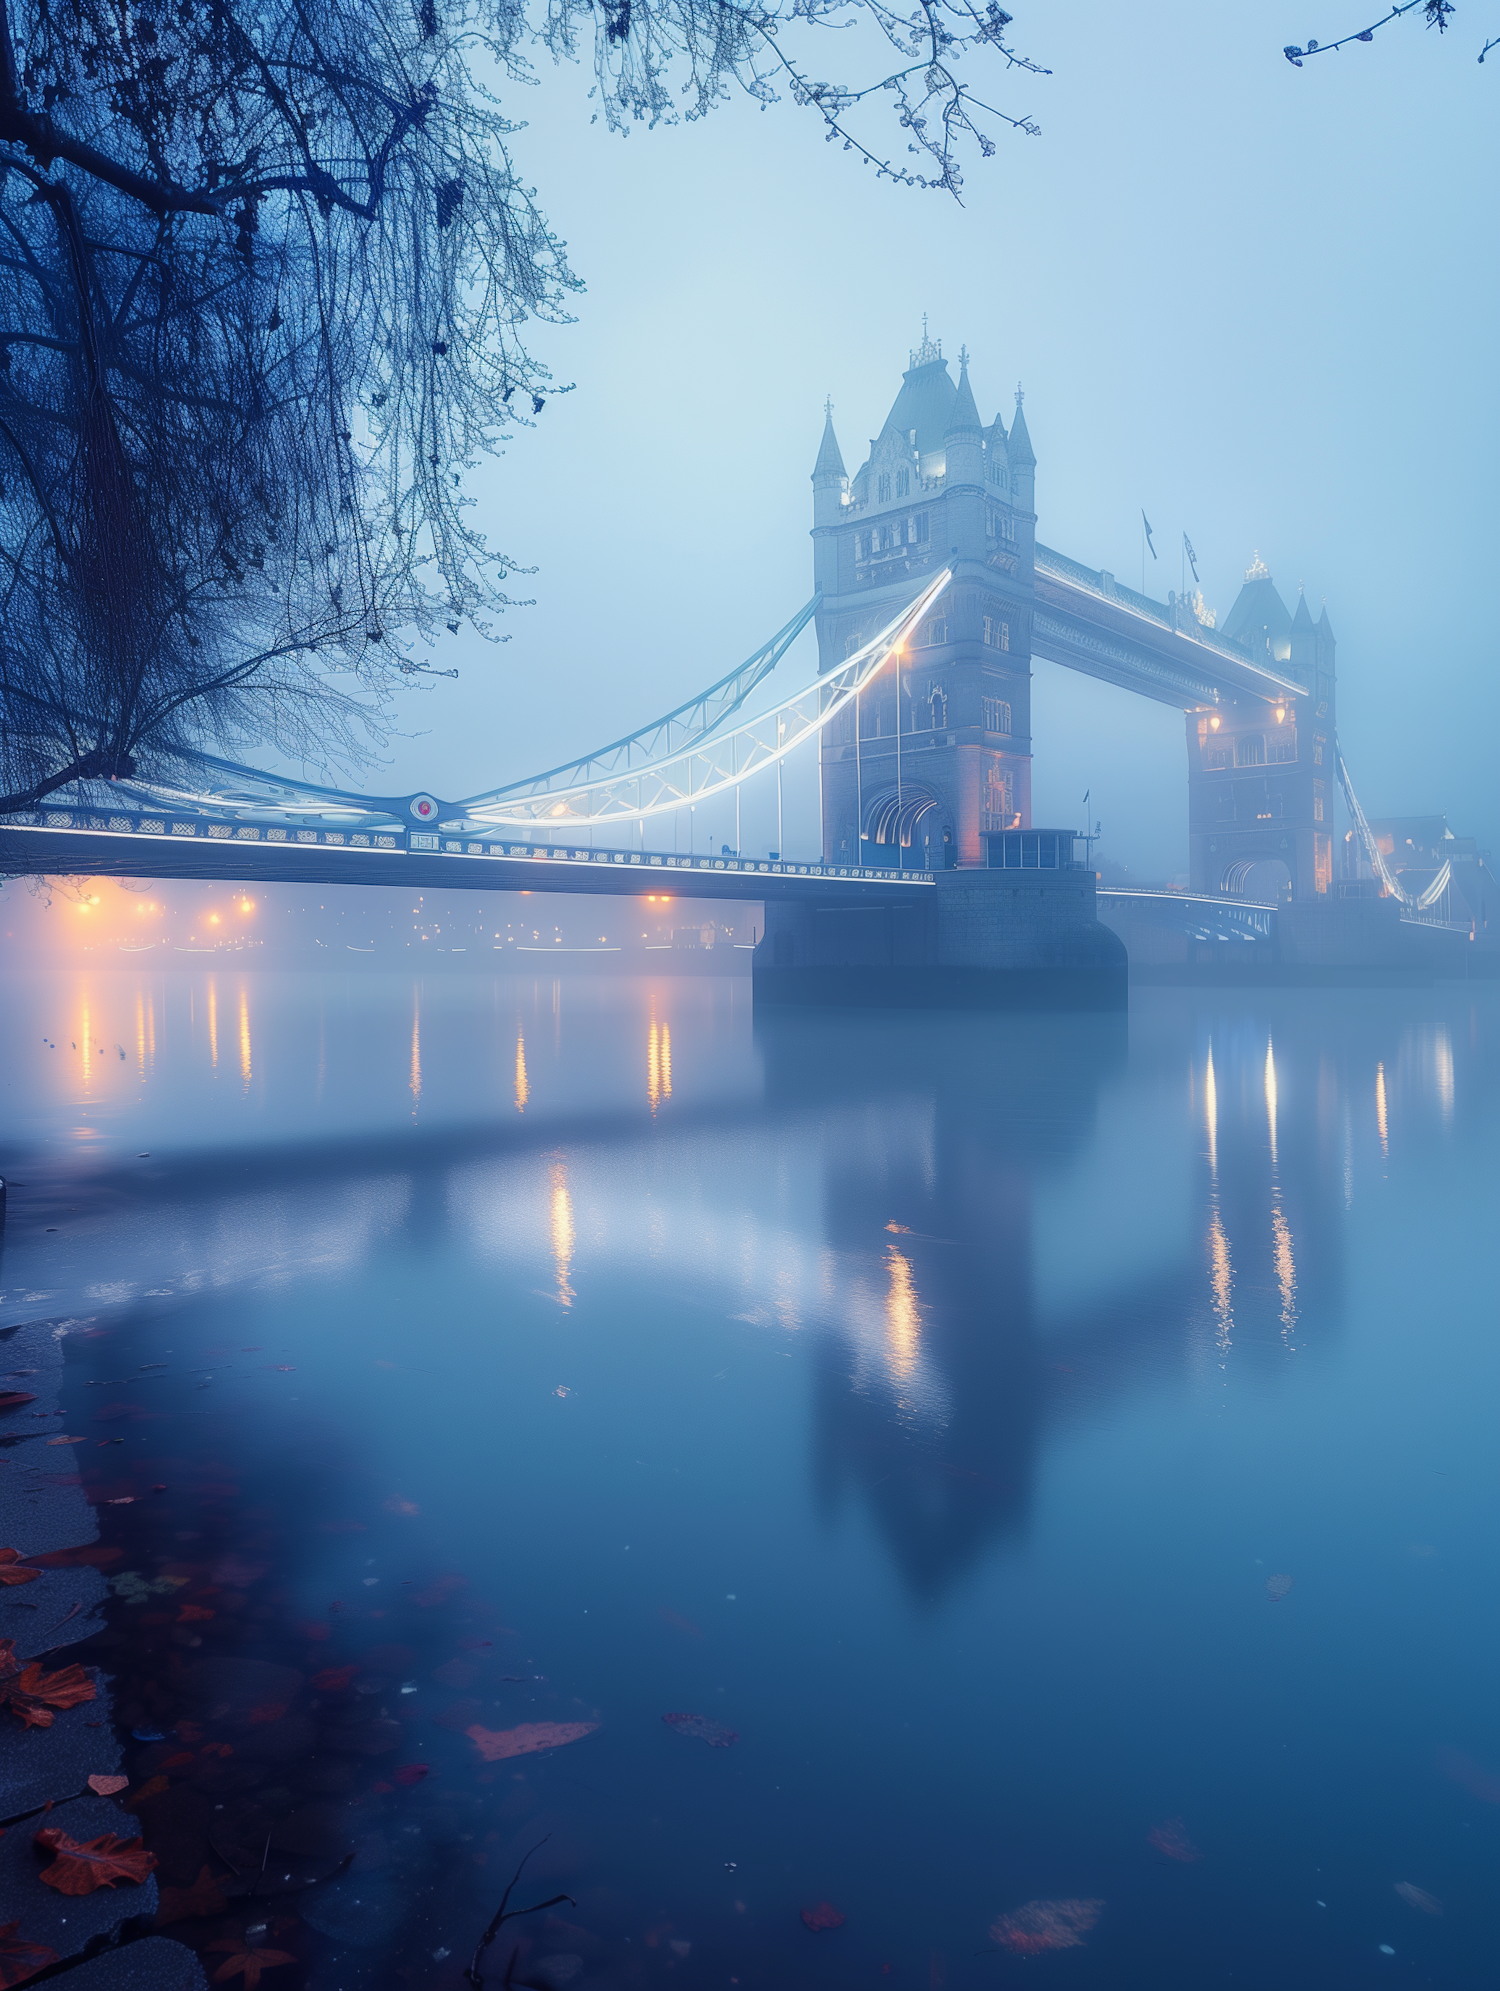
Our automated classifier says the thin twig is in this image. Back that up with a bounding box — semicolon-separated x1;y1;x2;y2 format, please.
465;1837;576;1988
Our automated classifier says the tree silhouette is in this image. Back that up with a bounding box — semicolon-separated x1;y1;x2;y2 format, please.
0;0;1043;816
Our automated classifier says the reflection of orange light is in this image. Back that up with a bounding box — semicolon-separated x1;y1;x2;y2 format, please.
239;898;255;914
209;914;219;925
884;1246;920;1381
644;895;671;905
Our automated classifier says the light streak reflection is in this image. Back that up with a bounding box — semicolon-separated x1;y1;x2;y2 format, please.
884;1245;921;1382
550;1160;576;1308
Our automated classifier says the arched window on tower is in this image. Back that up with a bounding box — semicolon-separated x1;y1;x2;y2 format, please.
1235;735;1266;768
928;684;948;729
878;473;891;502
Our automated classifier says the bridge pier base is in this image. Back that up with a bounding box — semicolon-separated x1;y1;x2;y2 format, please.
752;868;1127;1012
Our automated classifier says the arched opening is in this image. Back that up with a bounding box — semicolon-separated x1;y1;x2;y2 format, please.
863;787;944;870
1221;856;1293;902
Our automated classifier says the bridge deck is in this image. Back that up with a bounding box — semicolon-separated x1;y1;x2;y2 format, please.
0;818;934;902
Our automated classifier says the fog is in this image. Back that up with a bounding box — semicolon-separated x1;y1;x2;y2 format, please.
315;6;1494;879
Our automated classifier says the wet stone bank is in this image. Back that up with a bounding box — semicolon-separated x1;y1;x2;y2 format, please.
2;1302;697;1991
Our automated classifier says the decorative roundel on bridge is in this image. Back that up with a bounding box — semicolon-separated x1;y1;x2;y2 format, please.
409;795;440;822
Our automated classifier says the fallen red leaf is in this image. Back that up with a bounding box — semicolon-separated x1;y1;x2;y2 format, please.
176;1605;215;1624
0;1645;96;1728
801;1902;845;1933
245;1701;287;1725
989;1900;1104;1955
393;1763;430;1786
465;1720;599;1763
86;1775;129;1796
311;1664;358;1693
34;1827;157;1895
1147;1818;1201;1863
0;1918;59;1988
0;1550;40;1589
0;1392;37;1410
156;1864;231;1926
125;1775;171;1806
662;1712;738;1747
206;1937;297;1988
21;1544;124;1570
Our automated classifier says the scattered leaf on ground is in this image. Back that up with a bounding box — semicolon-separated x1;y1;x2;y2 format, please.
177;1604;215;1623
989;1900;1105;1956
801;1902;845;1932
156;1865;231;1926
1436;1747;1500;1802
465;1720;599;1763
1266;1574;1294;1602
0;1644;96;1727
206;1936;297;1986
25;1544;123;1570
45;1436;85;1447
0;1551;39;1588
662;1712;738;1748
87;1774;129;1796
0;1919;59;1988
311;1665;358;1693
1147;1818;1201;1863
0;1393;37;1410
34;1827;157;1894
393;1763;430;1786
1394;1882;1443;1916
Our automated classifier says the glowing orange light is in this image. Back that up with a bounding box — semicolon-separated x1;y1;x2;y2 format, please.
1209;714;1221;731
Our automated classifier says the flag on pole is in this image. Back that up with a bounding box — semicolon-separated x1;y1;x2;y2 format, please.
1183;532;1200;583
1141;511;1157;558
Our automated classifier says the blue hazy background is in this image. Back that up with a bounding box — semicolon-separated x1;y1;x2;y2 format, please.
368;1;1498;882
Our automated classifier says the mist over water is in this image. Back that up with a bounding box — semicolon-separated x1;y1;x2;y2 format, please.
4;968;1498;1987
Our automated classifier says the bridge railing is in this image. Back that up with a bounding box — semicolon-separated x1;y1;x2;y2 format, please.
6;807;934;885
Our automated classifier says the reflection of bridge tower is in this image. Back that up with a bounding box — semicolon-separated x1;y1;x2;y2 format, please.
811;336;1036;869
1187;560;1338;900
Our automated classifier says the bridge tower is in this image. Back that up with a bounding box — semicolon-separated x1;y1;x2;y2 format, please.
811;335;1036;868
1186;556;1337;900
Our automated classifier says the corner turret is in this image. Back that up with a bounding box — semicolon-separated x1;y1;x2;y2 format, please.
811;402;847;529
943;349;984;489
1007;385;1035;513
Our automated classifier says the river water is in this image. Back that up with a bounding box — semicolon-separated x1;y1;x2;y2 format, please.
2;968;1497;1989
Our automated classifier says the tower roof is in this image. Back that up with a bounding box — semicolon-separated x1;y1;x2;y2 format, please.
878;355;957;458
1008;388;1035;466
812;405;846;483
1291;589;1315;631
1220;556;1292;650
1316;603;1335;640
945;352;982;437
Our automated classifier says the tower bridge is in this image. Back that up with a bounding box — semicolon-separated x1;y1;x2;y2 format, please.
0;336;1475;1000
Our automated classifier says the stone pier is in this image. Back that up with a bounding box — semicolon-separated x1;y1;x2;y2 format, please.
752;863;1126;1011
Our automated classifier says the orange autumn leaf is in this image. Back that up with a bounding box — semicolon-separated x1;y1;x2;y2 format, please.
125;1775;171;1806
0;1919;60;1989
465;1719;598;1763
0;1646;96;1729
156;1865;231;1926
34;1827;157;1895
176;1604;216;1623
87;1775;129;1796
0;1551;39;1589
206;1937;297;1988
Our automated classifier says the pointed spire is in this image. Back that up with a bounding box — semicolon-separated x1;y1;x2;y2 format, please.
946;348;982;437
1008;382;1035;466
1316;601;1335;639
1292;588;1315;630
812;400;846;484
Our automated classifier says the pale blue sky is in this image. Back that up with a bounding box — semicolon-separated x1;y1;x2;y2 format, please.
374;1;1499;879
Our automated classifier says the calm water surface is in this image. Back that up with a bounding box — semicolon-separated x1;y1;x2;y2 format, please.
2;969;1498;1989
